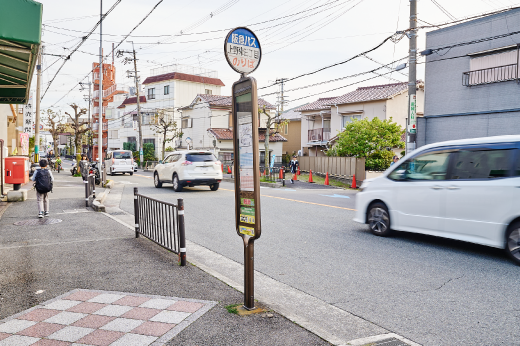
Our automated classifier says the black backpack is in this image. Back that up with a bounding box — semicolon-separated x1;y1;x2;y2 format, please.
34;169;53;193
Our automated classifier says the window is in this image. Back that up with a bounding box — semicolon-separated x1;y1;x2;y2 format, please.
389;151;452;181
284;124;288;135
128;137;136;143
182;118;192;129
143;138;155;149
205;89;212;95
109;130;118;139
342;115;361;128
164;85;169;95
148;88;155;99
449;149;513;179
515;150;520;176
186;153;216;162
464;47;519;86
113;151;132;159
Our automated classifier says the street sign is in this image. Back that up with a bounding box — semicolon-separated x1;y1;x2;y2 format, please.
409;94;417;134
224;27;261;75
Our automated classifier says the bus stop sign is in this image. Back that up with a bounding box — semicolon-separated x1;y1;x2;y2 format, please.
224;27;262;75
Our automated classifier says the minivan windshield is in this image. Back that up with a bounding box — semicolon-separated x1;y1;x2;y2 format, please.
113;151;132;159
186;153;216;162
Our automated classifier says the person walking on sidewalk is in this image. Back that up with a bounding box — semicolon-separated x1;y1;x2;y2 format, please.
79;154;90;181
289;156;299;184
31;159;54;218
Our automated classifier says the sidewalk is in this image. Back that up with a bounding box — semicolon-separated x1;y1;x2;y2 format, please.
0;172;332;345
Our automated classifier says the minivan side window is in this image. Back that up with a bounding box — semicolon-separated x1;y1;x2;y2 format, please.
171;154;182;162
388;151;451;181
449;149;513;180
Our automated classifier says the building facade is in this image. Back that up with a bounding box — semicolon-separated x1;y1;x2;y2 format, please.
418;8;520;147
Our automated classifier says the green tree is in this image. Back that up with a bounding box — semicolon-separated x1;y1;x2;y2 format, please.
152;109;183;160
328;117;404;171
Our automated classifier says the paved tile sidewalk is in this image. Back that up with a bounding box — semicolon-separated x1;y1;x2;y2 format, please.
0;289;216;346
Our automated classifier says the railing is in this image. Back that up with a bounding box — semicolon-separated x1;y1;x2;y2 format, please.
462;64;518;86
94;84;118;99
133;187;186;266
308;128;331;142
93;106;106;115
298;156;366;183
259;165;288;186
84;174;96;207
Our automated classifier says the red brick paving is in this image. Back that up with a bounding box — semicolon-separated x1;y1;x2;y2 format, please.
131;321;176;337
72;315;115;329
113;295;150;307
18;309;61;322
66;302;106;314
17;322;64;338
77;329;124;346
168;301;204;313
121;307;161;320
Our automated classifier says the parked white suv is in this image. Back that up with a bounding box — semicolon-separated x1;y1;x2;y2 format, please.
105;150;134;175
153;151;223;191
354;135;520;264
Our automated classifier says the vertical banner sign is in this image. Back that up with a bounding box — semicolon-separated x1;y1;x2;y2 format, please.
409;94;417;134
19;133;29;156
23;93;34;135
225;27;262;311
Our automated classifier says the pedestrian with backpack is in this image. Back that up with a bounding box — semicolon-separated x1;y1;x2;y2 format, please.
289;156;299;184
31;159;54;218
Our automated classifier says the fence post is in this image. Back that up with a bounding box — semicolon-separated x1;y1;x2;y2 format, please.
84;179;89;207
134;187;140;238
177;198;186;266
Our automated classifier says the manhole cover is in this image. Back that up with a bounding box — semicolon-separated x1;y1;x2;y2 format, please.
14;218;63;226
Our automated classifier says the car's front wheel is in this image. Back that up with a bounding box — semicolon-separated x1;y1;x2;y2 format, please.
367;202;392;236
154;172;162;188
172;174;183;192
210;183;219;191
506;221;520;265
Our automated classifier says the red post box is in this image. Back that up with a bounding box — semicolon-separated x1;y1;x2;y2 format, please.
5;156;30;190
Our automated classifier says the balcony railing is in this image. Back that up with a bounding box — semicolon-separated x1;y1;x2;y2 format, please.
462;64;518;86
308;128;331;143
93;84;118;99
92;106;106;115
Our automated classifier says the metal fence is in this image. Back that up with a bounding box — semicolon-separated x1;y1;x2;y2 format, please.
298;156;366;182
84;174;96;207
462;63;518;86
259;166;288;186
133;187;186;266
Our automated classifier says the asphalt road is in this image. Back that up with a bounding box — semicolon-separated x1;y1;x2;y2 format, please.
108;169;520;346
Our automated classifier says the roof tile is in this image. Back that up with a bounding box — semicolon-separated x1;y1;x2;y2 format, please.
208;128;287;142
117;96;146;108
143;72;225;86
330;81;423;105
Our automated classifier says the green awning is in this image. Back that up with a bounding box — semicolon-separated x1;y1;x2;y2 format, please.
0;0;42;104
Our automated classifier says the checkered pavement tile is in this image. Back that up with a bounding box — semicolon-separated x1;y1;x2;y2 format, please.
0;289;216;346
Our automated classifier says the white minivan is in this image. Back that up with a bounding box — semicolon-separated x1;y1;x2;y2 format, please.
105;150;134;176
354;135;520;264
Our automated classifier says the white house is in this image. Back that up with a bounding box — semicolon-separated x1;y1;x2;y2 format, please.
298;81;425;156
114;65;225;159
180;94;287;164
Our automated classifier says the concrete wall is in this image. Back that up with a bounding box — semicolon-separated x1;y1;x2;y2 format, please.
419;8;520;146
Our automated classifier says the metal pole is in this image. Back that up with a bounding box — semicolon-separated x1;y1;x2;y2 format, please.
244;238;255;309
88;78;92;161
407;0;417;154
98;0;104;184
131;42;143;167
177;198;186;266
134;187;140;238
34;48;42;163
84;178;89;207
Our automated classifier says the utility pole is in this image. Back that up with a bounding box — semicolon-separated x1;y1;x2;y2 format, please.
80;78;92;160
406;0;417;155
34;47;42;163
98;0;105;184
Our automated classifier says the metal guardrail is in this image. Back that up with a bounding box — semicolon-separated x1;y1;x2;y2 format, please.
462;63;518;86
133;187;186;266
84;174;96;207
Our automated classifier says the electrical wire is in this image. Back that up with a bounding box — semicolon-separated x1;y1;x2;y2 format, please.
430;0;457;21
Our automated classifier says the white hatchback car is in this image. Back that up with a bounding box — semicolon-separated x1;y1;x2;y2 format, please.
105;150;134;175
354;135;520;264
153;151;223;191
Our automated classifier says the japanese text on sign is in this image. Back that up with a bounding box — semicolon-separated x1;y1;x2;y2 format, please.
226;28;261;74
409;94;417;134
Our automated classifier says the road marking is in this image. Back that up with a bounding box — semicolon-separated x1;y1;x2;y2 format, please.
220;188;356;211
134;174;152;178
319;194;350;199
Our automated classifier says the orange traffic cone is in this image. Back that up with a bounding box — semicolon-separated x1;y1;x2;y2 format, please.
264;169;267;176
351;174;357;189
297;166;301;175
227;165;232;174
324;172;329;185
221;163;224;172
279;168;283;179
309;170;314;183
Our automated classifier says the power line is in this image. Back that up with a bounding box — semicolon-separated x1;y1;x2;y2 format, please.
41;0;123;100
430;0;457;21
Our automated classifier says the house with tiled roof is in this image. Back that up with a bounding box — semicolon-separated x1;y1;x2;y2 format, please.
297;81;424;156
106;64;226;159
180;94;286;163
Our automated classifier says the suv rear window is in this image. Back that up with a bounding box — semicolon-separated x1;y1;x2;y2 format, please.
186;153;216;162
113;151;132;159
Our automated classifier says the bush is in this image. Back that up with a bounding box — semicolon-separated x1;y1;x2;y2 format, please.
123;142;136;151
366;150;394;171
165;146;174;152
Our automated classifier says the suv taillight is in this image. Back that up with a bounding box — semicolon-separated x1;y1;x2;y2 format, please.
112;158;115;164
215;160;221;166
181;160;192;166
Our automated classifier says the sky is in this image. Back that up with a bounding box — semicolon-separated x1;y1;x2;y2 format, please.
36;0;520;113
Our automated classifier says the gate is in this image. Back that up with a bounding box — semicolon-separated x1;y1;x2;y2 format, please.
133;187;186;266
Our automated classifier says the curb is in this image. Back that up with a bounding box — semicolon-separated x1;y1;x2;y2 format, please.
92;188;108;212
